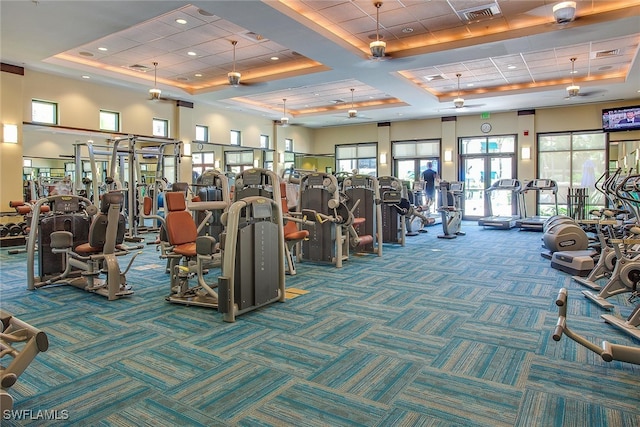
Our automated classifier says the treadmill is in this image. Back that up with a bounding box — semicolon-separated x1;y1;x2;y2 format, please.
478;178;522;229
517;179;558;231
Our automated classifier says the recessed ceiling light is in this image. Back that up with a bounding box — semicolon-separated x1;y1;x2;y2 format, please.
507;65;516;69
570;70;578;74
467;83;474;87
270;56;279;61
194;73;202;77
81;75;90;79
176;18;187;24
402;27;414;33
187;51;197;56
98;47;108;51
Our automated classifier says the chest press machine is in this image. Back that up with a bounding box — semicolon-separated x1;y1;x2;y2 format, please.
27;193;141;300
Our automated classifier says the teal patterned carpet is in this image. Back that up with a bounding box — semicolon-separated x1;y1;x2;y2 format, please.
1;222;639;426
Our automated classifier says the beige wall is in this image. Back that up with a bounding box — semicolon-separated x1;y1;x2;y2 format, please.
1;70;25;219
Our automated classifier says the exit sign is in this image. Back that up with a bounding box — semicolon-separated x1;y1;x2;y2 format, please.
481;112;490;119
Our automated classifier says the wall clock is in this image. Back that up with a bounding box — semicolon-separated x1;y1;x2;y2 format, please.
481;123;492;133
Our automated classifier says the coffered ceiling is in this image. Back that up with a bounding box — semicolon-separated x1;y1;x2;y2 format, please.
2;0;640;128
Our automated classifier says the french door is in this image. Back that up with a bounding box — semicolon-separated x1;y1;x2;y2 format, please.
461;155;516;220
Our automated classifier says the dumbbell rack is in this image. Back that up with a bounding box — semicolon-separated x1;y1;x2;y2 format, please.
0;214;27;247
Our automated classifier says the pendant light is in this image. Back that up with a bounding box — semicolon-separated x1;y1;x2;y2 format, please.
228;40;241;87
566;57;580;97
280;98;289;127
348;88;357;118
453;73;464;108
149;62;161;100
370;2;386;58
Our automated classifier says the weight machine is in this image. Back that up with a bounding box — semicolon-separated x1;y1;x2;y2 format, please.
210;168;287;321
341;174;383;256
377;176;407;246
298;172;350;267
26;193;141;300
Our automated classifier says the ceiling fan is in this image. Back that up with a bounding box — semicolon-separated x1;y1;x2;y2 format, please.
438;74;485;111
563;57;606;100
369;2;386;60
227;40;264;87
341;88;370;120
227;40;242;87
147;62;178;102
277;98;290;127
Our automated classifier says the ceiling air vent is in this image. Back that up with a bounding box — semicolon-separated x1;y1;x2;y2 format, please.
239;31;266;42
126;64;151;73
424;74;445;81
457;3;501;21
592;49;620;59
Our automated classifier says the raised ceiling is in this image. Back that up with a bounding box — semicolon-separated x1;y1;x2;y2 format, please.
2;0;640;128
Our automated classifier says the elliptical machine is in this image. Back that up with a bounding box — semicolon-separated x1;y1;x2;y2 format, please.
438;181;465;239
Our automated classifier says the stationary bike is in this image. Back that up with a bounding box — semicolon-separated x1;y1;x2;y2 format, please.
438;181;465;239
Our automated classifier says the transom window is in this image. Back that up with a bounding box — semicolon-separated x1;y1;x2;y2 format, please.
32;99;58;124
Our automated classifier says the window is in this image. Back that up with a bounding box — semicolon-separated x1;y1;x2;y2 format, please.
99;110;119;131
152;118;169;137
335;143;377;176
230;130;241;146
264;150;274;171
195;125;208;142
538;131;606;217
192;151;216;183
260;134;270;149
392;139;440;158
225;150;253;173
285;138;293;152
32;99;58;124
460;136;515;154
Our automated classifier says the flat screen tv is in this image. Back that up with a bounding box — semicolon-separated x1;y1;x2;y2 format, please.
602;105;640;132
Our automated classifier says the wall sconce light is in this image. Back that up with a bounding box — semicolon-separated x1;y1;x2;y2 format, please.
253;159;260;168
521;146;531;160
379;152;387;165
279;152;285;164
183;143;191;156
444;150;453;162
3;124;18;143
214;160;221;169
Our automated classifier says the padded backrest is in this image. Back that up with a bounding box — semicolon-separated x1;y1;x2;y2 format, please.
165;191;187;212
100;191;124;214
89;191;125;247
165;191;197;245
280;182;298;236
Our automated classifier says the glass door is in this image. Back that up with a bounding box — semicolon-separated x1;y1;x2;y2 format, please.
461;155;515;220
394;158;439;212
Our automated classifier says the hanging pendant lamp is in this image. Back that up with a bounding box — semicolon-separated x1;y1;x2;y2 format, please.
149;62;161;100
370;2;386;58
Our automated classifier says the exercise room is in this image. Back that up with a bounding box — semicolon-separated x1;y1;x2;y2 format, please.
1;1;640;426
